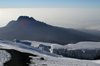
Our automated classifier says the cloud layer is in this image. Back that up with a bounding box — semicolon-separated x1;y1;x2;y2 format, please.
0;8;100;30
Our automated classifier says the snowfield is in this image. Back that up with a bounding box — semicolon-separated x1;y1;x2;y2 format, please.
0;39;100;66
25;40;100;60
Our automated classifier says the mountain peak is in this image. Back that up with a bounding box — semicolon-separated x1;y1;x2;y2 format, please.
17;16;36;22
6;16;49;28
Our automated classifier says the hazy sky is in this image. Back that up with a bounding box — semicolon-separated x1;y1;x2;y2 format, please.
0;0;100;30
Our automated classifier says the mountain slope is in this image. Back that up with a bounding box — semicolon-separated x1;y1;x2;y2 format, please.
0;16;100;44
78;29;100;36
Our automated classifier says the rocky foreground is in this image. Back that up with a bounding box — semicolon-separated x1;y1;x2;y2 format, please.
3;49;37;66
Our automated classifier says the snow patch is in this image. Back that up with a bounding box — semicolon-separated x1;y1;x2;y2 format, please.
0;50;11;66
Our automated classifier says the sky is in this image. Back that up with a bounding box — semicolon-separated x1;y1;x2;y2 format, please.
0;0;100;30
0;0;100;8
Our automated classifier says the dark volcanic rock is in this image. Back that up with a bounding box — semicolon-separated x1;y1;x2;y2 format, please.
3;49;37;66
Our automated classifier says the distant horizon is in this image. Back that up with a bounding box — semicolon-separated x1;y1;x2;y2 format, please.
0;0;100;30
0;8;100;30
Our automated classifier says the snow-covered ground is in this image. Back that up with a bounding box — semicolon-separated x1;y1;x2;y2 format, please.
0;39;100;66
23;40;100;60
0;50;11;66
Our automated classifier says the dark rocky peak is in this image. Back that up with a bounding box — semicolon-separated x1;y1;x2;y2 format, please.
16;16;49;27
17;16;36;22
6;16;49;28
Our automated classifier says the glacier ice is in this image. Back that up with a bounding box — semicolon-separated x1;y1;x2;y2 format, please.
38;44;51;52
50;42;100;60
13;39;31;45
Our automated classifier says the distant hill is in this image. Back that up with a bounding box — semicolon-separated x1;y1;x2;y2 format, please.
0;16;100;45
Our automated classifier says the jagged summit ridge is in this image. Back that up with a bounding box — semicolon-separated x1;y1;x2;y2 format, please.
17;16;36;22
6;16;48;28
